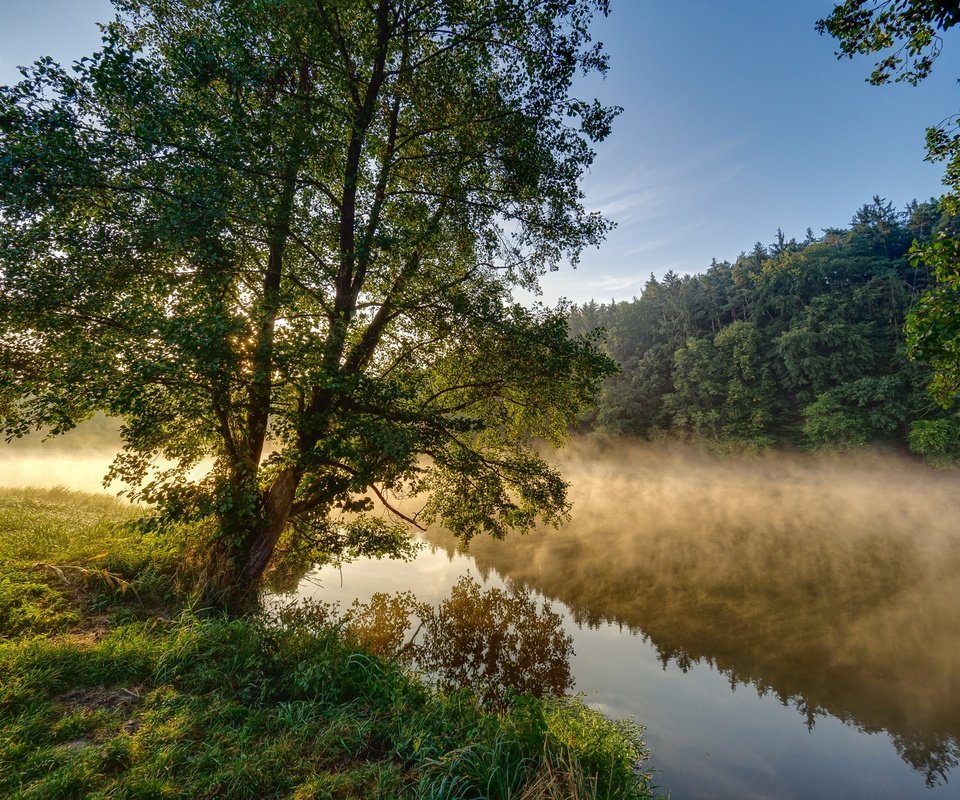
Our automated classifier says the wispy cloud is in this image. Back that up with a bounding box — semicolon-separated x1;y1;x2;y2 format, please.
582;274;646;293
592;189;659;222
584;135;752;228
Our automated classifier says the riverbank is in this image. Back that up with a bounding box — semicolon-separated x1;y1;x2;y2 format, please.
0;487;654;799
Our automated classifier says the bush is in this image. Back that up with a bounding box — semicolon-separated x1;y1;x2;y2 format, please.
908;418;960;465
802;394;869;450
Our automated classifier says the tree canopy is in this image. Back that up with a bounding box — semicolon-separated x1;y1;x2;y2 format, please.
0;0;617;607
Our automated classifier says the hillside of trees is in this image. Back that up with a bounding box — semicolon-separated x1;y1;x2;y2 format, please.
570;197;960;460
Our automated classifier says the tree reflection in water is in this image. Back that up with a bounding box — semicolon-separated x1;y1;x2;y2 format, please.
268;443;960;788
344;576;574;708
422;443;960;788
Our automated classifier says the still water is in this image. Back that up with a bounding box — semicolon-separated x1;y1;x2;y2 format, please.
4;436;960;799
289;443;960;800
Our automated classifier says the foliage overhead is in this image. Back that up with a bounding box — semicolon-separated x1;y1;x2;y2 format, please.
816;0;960;86
0;0;618;603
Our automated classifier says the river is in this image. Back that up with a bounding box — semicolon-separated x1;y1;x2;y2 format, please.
4;436;959;799
291;442;960;799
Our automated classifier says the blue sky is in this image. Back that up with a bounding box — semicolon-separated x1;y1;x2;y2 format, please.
2;0;958;304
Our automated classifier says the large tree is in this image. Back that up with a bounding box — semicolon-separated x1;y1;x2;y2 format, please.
0;0;617;607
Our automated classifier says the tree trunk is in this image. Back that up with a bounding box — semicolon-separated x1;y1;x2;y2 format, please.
220;465;301;615
244;466;301;584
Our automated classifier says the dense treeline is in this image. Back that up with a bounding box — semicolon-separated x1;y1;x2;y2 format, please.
570;197;960;457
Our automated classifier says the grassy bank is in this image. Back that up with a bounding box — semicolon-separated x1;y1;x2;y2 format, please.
0;487;653;799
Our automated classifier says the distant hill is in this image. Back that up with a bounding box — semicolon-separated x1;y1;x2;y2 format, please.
570;196;960;460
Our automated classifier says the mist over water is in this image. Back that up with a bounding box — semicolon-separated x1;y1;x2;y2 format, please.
0;417;207;495
4;425;960;796
0;449;121;495
426;439;960;791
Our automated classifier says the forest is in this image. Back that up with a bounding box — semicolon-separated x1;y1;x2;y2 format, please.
569;196;960;460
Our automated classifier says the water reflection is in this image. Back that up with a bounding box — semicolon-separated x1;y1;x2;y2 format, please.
425;442;960;787
347;576;574;707
272;575;573;708
6;428;960;794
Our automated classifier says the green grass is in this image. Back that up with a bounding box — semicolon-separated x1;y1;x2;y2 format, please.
0;487;143;560
0;487;654;799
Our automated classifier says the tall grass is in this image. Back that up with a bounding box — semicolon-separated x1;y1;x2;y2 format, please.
0;487;656;799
